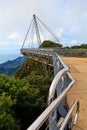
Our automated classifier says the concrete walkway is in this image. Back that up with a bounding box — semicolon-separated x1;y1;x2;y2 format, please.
62;57;87;130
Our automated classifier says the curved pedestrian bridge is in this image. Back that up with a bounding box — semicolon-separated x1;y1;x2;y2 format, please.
62;57;87;130
21;48;87;130
20;14;87;130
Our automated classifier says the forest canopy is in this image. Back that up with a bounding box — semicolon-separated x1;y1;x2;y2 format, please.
0;58;53;130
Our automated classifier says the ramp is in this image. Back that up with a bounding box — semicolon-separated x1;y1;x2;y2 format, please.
62;57;87;130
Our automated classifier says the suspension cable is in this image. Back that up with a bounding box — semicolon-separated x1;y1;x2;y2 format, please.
35;15;63;45
22;14;64;48
33;14;42;46
22;18;33;48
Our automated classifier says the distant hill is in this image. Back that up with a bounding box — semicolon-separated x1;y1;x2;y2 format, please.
40;40;62;48
0;56;26;76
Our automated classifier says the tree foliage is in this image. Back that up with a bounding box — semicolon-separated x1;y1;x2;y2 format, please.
71;44;87;49
0;58;53;130
40;40;62;48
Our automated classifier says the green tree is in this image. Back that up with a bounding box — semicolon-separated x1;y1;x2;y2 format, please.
40;40;62;48
0;57;53;130
0;92;20;130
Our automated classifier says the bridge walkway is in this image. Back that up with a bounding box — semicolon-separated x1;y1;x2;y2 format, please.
62;57;87;130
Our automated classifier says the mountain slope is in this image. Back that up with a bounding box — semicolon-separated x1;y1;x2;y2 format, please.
0;56;26;76
40;40;62;48
14;58;53;79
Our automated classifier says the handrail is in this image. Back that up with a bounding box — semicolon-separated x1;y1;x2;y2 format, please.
21;48;54;56
59;100;79;130
27;80;75;130
49;52;75;101
49;68;68;101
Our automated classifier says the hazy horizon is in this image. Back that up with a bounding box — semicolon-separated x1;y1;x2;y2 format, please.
0;53;23;64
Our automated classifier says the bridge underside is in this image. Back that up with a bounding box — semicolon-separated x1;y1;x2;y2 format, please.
62;57;87;130
21;48;53;66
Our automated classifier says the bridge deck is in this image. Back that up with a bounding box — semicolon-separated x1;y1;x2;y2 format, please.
62;57;87;130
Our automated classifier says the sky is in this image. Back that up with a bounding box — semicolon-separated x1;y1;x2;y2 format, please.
0;0;87;55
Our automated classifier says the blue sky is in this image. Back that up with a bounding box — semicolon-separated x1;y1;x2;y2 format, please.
0;0;87;55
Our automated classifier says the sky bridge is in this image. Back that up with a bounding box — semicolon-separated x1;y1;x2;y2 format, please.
21;48;80;130
21;15;87;130
21;48;87;130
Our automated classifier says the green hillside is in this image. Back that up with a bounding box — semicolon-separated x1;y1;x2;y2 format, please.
14;58;53;78
40;40;62;48
0;56;26;76
0;58;54;130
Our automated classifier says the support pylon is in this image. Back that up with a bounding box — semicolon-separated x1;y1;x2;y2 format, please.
33;14;41;46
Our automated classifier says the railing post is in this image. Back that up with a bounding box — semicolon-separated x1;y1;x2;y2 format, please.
48;53;59;130
52;53;59;75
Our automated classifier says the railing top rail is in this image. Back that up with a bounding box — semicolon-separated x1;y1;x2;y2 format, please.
27;80;75;130
21;48;54;52
54;52;68;69
49;68;68;100
49;52;75;101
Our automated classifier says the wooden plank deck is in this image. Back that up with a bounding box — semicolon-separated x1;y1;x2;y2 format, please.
62;57;87;130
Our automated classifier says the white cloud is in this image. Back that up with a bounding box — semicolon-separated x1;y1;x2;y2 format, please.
69;40;81;46
8;33;21;41
55;28;64;38
70;40;78;45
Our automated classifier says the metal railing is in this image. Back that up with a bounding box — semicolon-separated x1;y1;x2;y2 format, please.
21;48;53;57
21;48;79;130
27;84;79;130
59;100;79;130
